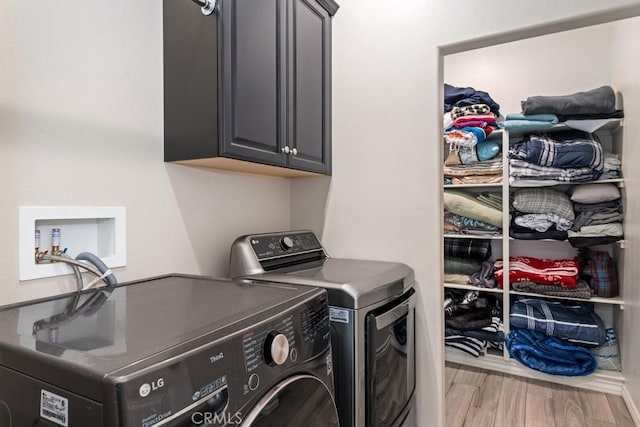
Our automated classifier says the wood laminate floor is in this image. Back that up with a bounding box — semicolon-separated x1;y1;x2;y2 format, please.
445;362;635;427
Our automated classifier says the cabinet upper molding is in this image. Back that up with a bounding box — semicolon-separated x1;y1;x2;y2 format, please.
316;0;339;16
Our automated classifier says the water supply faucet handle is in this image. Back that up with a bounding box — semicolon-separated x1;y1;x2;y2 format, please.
190;0;216;15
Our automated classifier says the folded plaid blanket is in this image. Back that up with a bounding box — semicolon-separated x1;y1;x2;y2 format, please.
444;238;492;260
507;328;597;376
509;159;603;183
510;130;603;170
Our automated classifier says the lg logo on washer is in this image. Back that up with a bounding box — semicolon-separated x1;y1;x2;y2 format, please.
139;378;165;397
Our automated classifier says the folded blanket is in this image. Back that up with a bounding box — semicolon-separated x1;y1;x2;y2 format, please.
512;188;575;221
444;190;503;228
511;279;593;299
506;329;598;376
446;317;504;347
521;85;615;116
572;199;622;231
446;306;493;330
569;236;622;248
443;159;503;178
476;193;503;211
450;175;503;185
510;130;603;171
445;84;501;115
558;109;624;122
500;113;559;131
509;159;603;183
494;257;579;288
444;238;492;260
568;223;624;238
514;212;573;232
469;260;497;288
454;115;498;129
445;335;487;357
509;227;569;241
510;298;606;346
444;211;500;234
444;256;483;275
450;104;491;119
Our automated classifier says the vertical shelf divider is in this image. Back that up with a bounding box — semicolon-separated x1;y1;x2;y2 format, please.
501;129;511;360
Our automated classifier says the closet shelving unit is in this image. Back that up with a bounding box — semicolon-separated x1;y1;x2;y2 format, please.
443;118;626;394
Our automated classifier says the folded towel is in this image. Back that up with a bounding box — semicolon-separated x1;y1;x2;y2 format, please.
500;113;559;131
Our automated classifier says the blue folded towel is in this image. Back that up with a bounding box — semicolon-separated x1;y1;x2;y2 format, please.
500;113;559;131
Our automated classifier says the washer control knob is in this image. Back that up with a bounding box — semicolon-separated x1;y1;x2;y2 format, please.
280;237;294;250
248;373;259;391
264;332;289;366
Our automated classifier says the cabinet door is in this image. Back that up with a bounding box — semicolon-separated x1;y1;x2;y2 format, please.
220;0;287;166
287;0;332;174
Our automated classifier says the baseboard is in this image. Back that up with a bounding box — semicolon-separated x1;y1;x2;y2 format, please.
622;385;640;426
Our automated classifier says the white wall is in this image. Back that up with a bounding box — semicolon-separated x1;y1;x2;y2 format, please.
444;25;613;116
4;1;640;426
612;16;640;419
0;1;291;304
295;1;640;425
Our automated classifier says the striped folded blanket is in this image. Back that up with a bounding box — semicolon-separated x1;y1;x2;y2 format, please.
445;317;504;357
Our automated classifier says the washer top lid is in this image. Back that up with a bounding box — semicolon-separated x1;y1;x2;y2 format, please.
243;258;414;309
0;274;320;380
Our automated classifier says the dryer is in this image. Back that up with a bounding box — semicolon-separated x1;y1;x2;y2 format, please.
230;230;417;427
0;274;338;426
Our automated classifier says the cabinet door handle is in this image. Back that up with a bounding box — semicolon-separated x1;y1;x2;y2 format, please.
292;148;298;156
282;146;290;154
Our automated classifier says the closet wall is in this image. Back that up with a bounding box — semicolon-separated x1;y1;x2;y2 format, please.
443;17;640;414
611;16;640;415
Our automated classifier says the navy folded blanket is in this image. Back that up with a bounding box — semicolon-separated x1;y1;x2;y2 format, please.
510;298;606;346
507;329;597;376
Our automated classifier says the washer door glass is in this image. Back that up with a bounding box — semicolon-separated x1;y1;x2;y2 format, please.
243;375;338;427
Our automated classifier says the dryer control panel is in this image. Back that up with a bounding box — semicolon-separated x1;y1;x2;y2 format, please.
249;231;323;260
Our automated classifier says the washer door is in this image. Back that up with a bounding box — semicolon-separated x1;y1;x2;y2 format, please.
242;374;338;426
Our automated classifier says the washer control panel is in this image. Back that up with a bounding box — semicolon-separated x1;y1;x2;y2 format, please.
118;290;330;426
249;231;323;260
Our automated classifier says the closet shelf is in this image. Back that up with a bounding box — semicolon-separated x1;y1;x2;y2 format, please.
443;182;503;189
509;290;625;307
501;118;623;138
509;177;625;189
445;347;625;395
443;282;503;294
444;234;503;240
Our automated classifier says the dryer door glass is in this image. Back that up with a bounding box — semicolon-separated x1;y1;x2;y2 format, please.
243;375;339;426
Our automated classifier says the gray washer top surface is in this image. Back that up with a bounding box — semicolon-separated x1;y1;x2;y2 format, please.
243;258;414;309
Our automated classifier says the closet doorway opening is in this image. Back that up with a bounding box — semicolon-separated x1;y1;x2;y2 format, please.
439;11;640;427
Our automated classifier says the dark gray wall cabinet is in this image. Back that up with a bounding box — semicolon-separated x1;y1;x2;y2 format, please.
164;0;337;176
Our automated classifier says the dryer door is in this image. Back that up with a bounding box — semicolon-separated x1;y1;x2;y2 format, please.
242;374;339;426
